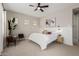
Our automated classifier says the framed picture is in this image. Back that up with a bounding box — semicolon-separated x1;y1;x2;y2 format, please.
46;17;56;27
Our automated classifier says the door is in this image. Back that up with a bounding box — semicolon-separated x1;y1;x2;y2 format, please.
73;12;79;45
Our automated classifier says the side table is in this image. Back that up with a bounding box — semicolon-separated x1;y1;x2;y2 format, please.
6;35;17;47
56;34;64;44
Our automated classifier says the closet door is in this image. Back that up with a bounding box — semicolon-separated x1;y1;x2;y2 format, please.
73;14;79;45
77;14;79;44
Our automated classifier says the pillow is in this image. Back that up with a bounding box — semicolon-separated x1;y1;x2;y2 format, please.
47;32;52;34
42;30;48;34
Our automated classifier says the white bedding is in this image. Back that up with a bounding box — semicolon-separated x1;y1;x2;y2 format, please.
28;33;57;50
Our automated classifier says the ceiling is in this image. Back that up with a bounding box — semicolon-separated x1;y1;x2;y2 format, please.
3;3;79;18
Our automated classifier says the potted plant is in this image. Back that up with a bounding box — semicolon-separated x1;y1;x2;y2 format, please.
8;17;17;36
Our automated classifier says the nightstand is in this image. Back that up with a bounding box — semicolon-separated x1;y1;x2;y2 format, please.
56;34;64;44
6;35;17;47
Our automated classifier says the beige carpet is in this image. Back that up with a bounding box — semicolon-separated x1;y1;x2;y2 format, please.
2;39;79;56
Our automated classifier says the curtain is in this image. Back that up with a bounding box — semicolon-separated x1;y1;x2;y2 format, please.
0;10;6;53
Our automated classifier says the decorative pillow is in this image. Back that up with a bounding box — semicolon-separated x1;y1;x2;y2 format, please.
42;30;48;34
47;32;52;34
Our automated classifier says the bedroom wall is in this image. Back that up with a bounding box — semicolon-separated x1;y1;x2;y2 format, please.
6;11;40;39
40;5;79;46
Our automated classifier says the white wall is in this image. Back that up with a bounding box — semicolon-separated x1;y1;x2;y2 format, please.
6;4;79;46
40;5;79;46
6;11;40;39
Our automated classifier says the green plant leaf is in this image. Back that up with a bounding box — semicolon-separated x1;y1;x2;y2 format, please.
13;25;17;30
14;25;17;28
13;27;15;30
8;20;11;30
12;17;15;23
10;20;11;22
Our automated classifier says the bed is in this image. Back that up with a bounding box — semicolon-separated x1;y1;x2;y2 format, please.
28;32;57;50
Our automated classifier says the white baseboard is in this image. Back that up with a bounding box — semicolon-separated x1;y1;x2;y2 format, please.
64;42;73;46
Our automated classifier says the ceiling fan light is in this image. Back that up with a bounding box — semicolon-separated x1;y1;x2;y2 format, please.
38;7;40;10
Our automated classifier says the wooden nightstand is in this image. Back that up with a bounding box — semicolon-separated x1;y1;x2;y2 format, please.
6;35;17;47
56;34;64;44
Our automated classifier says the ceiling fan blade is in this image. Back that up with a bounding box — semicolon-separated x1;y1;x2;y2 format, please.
40;9;44;12
40;5;48;8
29;5;34;7
34;8;38;11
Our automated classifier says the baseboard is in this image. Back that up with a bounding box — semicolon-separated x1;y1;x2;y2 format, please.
64;42;73;46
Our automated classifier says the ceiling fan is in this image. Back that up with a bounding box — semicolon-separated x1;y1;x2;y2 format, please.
29;3;49;12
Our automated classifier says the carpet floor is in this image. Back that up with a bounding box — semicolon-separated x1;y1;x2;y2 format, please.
2;39;79;56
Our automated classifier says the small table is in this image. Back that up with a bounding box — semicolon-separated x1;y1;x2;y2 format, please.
6;35;17;47
56;34;64;44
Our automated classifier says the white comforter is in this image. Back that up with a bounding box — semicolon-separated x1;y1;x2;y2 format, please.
29;33;57;50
